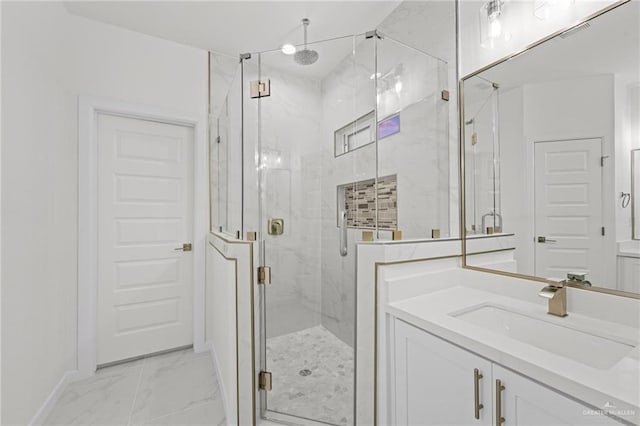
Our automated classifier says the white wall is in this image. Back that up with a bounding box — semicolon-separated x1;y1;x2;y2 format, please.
458;0;618;76
1;2;207;424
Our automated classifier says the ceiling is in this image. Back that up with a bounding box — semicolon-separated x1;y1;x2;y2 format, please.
64;1;401;57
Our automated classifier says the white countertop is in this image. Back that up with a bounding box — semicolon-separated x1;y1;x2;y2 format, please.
388;286;640;424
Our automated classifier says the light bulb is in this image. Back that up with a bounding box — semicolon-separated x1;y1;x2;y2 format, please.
281;44;296;55
488;17;502;39
395;80;403;94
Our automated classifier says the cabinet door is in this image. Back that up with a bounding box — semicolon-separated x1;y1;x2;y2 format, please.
493;365;622;425
394;320;492;426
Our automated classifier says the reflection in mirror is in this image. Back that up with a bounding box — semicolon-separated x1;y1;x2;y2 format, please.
462;1;640;294
633;149;640;240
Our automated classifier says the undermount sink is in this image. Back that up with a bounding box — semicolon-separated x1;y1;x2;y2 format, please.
450;304;637;369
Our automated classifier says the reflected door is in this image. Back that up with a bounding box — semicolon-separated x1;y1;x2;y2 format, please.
533;138;603;283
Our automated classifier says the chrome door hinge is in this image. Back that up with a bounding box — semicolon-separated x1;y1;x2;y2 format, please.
602;226;605;236
601;155;609;166
259;371;272;391
258;266;271;285
250;80;271;98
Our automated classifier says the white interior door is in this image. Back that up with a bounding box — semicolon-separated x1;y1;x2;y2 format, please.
97;113;194;365
534;138;603;284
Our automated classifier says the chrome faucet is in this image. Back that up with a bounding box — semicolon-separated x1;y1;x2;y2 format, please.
538;280;568;317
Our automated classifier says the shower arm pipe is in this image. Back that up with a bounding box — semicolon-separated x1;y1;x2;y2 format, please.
302;18;310;49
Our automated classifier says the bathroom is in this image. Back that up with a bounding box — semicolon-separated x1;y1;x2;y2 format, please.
1;0;638;425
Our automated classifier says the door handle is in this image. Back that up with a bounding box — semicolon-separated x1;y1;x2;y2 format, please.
339;210;347;257
495;379;505;426
174;243;193;252
473;368;484;419
537;236;557;243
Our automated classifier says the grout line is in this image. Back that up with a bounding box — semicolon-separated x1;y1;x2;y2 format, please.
127;357;146;426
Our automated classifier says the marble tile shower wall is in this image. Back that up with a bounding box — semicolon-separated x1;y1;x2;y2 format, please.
320;40;377;346
251;63;325;338
319;36;449;346
378;0;459;236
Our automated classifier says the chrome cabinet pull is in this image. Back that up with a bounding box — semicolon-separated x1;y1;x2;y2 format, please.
474;368;484;419
339;210;347;257
495;379;505;426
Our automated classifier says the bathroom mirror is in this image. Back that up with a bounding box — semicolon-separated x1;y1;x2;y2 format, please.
461;0;640;295
633;149;640;240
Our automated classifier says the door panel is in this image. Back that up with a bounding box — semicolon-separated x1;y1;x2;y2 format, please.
534;138;603;283
493;365;621;425
395;320;493;426
97;113;194;365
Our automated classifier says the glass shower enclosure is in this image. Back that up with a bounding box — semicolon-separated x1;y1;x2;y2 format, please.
211;30;449;426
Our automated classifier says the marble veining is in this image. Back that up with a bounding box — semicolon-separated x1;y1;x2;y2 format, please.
44;349;224;426
265;325;354;426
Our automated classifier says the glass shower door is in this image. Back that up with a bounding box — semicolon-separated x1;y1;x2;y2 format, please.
256;34;375;426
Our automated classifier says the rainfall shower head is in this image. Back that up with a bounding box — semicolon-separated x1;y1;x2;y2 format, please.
294;18;319;66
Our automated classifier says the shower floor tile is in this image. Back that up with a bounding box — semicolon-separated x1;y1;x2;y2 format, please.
266;325;354;426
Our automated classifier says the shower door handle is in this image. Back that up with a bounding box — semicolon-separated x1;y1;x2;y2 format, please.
339;210;348;257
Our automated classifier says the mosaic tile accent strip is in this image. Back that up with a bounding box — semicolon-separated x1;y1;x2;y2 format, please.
343;174;397;230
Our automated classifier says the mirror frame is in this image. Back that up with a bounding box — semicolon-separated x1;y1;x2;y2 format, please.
458;0;640;300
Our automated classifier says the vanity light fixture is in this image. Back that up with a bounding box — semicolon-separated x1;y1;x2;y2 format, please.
480;0;504;48
281;44;296;55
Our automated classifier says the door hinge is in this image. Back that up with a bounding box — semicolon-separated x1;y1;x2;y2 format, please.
601;155;609;167
250;80;271;98
602;226;605;236
441;90;450;101
365;29;382;39
259;371;272;391
258;266;271;285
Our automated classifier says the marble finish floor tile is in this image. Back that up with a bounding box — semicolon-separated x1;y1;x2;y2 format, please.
131;350;218;423
138;400;225;426
44;349;225;426
265;325;354;426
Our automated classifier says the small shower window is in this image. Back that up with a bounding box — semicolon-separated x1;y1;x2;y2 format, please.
334;111;401;156
334;111;375;156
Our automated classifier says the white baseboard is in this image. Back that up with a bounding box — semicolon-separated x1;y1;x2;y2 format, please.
29;370;81;426
207;341;231;425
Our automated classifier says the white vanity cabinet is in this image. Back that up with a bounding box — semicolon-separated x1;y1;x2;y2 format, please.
394;319;493;425
393;320;623;426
